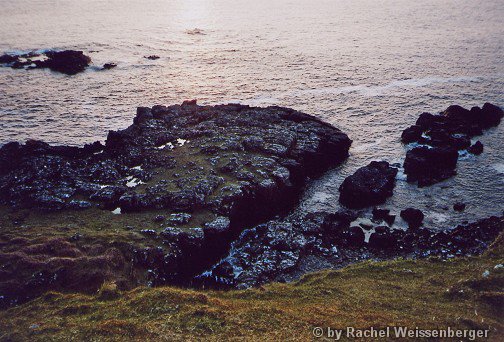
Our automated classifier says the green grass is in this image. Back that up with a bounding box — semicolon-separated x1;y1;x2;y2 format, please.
1;234;502;341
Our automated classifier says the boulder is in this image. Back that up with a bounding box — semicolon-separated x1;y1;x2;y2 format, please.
400;208;424;229
102;63;117;70
401;125;423;143
372;207;396;226
468;141;484;155
339;161;398;209
368;226;396;249
401;103;503;186
403;146;458;186
44;50;91;75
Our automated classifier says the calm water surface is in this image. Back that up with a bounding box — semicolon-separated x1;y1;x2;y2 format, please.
0;0;503;229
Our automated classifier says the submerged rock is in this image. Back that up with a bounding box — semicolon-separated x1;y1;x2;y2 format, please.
453;202;466;212
339;161;398;209
102;63;117;70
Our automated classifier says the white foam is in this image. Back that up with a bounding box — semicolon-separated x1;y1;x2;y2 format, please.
431;212;449;224
176;138;188;146
156;142;174;150
125;175;145;188
492;163;504;174
111;207;121;215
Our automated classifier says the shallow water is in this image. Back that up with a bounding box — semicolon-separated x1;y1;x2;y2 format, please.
0;0;503;229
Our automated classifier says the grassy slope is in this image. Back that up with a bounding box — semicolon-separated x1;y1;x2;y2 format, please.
1;234;503;341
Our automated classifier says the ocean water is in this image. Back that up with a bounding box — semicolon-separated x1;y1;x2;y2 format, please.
0;0;503;229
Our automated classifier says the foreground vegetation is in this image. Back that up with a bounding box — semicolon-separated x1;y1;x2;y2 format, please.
1;233;502;341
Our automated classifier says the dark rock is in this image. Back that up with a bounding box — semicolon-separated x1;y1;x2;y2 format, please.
0;54;18;64
0;103;351;215
341;226;365;247
401;103;503;186
453;202;466;212
468;141;483;155
372;207;396;226
0;50;91;75
67;200;92;210
401;125;423;143
145;55;160;60
339;161;398;209
368;226;396;249
403;146;458;186
102;63;117;70
44;50;91;75
400;208;424;229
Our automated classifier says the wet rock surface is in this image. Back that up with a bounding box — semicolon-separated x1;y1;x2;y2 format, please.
339;161;398;209
402;103;503;186
0;50;91;75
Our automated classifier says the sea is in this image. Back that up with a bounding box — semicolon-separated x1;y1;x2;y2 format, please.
0;0;503;229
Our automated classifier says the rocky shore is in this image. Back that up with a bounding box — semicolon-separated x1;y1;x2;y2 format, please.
0;102;351;307
0;101;502;309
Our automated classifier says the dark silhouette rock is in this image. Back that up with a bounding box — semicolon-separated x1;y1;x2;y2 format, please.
401;125;423;143
401;103;502;186
44;50;91;75
372;207;396;226
468;141;484;155
342;226;365;247
368;226;397;249
453;202;466;212
339;161;398;209
400;208;424;229
0;54;18;64
102;63;117;70
403;146;458;186
145;55;160;60
0;50;91;75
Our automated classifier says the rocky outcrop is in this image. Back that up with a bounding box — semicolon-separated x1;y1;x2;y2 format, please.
198;213;504;289
401;103;503;186
0;102;351;306
403;146;458;186
0;50;91;75
0;103;351;216
339;161;398;209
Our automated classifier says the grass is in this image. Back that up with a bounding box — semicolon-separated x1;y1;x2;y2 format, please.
1;234;502;341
